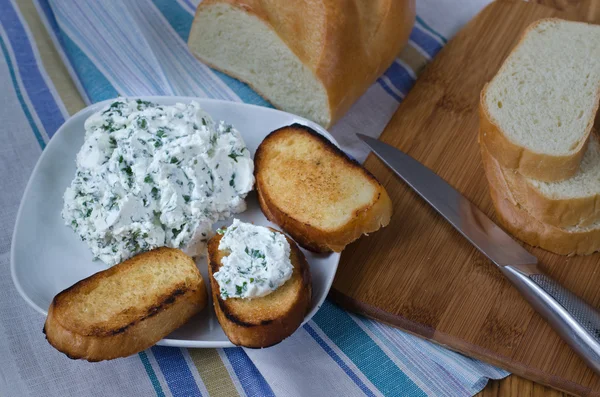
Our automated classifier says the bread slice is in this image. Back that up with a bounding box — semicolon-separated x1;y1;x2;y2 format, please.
254;124;392;253
484;131;600;228
44;248;207;361
187;0;414;127
480;18;600;182
207;230;311;348
481;143;600;256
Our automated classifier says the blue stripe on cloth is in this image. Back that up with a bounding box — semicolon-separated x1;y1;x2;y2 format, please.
222;348;275;397
416;15;448;44
382;61;415;97
151;346;203;397
304;323;377;397
138;351;167;397
313;301;426;397
409;27;443;59
151;0;272;106
37;0;119;102
151;0;192;41
0;0;64;137
0;33;45;149
377;78;402;103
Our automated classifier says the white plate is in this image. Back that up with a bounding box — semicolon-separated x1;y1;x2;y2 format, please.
11;96;340;348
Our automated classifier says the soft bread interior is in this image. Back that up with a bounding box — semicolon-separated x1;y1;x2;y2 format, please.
484;19;600;155
189;3;330;126
258;131;379;230
526;132;600;198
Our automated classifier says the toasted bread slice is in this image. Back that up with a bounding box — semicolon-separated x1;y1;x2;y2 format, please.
208;230;311;348
44;248;207;361
481;143;600;255
254;124;392;252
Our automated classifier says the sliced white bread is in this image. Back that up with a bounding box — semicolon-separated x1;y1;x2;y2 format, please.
187;0;415;127
480;18;600;182
481;144;600;256
482;131;600;228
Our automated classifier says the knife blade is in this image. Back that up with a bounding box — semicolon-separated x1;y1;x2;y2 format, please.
357;133;600;374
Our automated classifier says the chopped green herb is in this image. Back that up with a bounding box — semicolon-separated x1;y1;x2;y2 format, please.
109;136;117;148
137;118;147;129
170;156;179;164
151;187;160;200
172;225;185;239
229;173;235;187
144;174;153;184
183;195;190;203
228;152;241;162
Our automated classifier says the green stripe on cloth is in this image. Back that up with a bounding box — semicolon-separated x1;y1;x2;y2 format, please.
189;349;240;397
416;15;448;43
139;351;167;397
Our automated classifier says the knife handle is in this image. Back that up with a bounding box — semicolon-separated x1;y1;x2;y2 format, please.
502;264;600;374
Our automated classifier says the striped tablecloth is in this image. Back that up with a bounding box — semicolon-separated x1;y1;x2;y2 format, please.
0;1;509;396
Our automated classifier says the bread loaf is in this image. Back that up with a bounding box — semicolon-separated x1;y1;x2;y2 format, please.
188;0;415;127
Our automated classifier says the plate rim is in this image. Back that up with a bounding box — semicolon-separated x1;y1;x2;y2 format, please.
10;96;341;348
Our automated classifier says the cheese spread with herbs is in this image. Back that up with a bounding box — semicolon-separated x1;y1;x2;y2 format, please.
62;99;254;266
214;219;293;300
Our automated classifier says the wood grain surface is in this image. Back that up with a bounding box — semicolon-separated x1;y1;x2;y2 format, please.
480;1;600;395
330;0;600;396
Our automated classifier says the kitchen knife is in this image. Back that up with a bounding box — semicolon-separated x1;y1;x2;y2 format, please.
357;133;600;375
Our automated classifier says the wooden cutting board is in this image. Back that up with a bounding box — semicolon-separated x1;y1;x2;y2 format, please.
330;1;600;396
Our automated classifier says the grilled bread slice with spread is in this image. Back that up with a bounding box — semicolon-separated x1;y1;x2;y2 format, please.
208;219;311;348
